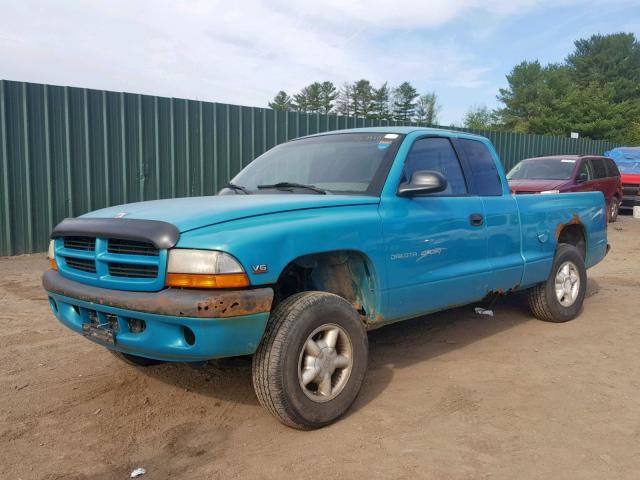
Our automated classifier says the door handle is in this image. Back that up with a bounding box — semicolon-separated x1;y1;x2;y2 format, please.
469;213;484;226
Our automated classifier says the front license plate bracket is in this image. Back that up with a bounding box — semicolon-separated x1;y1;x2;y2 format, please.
82;323;116;345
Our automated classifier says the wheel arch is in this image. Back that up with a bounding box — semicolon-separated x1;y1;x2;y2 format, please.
273;250;380;325
556;221;587;259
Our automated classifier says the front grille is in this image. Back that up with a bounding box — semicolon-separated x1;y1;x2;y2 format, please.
108;239;159;256
56;234;166;289
65;257;97;273
64;236;96;251
108;262;158;278
623;183;639;195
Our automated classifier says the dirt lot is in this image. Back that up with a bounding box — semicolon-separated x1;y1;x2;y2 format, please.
1;216;639;480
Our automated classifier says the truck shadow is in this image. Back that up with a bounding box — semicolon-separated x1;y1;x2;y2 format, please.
143;291;541;410
348;293;533;417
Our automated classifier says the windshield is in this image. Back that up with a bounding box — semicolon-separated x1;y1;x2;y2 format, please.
617;161;640;174
507;158;577;180
228;133;403;195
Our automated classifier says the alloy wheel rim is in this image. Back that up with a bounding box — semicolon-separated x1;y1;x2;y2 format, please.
554;261;580;307
297;323;353;403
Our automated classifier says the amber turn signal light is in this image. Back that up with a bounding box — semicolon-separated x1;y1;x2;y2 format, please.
165;273;249;289
49;258;58;271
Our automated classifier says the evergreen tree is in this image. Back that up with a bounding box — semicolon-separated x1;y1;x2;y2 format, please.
268;91;293;111
293;82;323;113
319;81;338;114
371;82;392;120
352;79;375;117
392;82;419;121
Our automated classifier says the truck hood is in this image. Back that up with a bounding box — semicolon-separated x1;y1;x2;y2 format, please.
508;179;569;193
82;194;379;232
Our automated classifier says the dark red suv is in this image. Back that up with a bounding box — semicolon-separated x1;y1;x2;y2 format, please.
507;155;623;222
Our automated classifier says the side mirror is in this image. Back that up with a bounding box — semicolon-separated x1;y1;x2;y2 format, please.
577;172;589;183
398;170;448;197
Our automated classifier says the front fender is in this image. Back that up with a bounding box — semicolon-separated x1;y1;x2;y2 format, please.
176;204;386;312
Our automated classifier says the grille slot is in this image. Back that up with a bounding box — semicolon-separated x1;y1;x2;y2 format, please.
65;257;97;273
109;262;158;278
108;239;159;256
63;236;96;251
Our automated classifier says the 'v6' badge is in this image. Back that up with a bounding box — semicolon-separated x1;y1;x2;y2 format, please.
251;264;268;274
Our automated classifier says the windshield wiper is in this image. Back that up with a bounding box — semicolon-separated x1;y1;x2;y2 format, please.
257;182;327;195
224;182;251;194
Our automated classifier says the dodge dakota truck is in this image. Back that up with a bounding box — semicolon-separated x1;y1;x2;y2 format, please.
43;127;609;429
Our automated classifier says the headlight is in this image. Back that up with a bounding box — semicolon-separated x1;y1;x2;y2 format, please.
48;240;58;270
166;249;248;289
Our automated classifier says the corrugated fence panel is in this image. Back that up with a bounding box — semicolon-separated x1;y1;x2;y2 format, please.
0;79;621;256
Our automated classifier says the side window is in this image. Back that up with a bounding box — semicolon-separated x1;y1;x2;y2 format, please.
590;158;607;179
456;139;503;196
577;159;593;182
402;137;467;195
606;158;620;177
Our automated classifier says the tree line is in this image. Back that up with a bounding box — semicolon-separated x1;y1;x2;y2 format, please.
464;32;640;143
269;32;640;143
269;80;441;124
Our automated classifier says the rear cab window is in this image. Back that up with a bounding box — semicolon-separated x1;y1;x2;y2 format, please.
455;138;503;196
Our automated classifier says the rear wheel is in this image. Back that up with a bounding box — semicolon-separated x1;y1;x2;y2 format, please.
252;291;368;429
609;198;620;223
527;243;587;323
110;350;165;366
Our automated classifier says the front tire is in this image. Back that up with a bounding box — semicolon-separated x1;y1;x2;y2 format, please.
252;292;368;429
527;243;587;322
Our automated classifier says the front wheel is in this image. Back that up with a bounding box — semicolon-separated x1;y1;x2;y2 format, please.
252;292;368;429
527;243;587;322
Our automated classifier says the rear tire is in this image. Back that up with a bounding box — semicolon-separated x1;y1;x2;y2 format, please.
609;198;620;223
252;292;368;429
527;243;587;323
110;350;165;366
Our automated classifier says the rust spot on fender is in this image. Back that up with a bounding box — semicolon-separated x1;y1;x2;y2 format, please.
555;212;582;240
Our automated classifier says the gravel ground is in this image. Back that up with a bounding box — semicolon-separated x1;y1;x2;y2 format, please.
1;215;639;479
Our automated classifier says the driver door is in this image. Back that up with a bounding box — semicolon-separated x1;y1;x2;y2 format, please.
380;136;491;321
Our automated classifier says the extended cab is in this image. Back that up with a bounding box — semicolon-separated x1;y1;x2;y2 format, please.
43;128;609;429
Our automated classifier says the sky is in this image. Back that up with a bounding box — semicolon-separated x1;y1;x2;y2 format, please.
1;0;638;125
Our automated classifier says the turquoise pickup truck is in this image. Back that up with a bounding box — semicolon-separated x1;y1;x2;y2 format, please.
43;127;608;429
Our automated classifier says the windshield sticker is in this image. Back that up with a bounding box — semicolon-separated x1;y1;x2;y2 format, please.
384;134;399;139
378;137;394;150
561;159;576;163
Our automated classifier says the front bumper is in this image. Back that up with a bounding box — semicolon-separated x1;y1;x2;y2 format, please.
43;270;273;362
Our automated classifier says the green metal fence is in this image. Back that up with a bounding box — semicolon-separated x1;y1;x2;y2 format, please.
0;79;619;256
